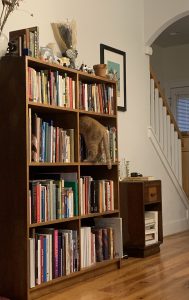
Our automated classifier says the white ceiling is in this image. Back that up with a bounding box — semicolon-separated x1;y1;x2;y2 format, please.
154;15;189;47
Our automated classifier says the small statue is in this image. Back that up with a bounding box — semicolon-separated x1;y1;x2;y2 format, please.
7;41;17;55
63;47;78;69
79;63;94;74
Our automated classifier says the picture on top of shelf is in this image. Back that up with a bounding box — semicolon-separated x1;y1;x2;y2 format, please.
100;43;126;111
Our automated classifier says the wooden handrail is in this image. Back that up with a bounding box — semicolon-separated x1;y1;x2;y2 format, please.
150;66;182;141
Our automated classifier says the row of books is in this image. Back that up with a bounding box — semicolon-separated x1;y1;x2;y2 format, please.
9;26;39;57
29;110;74;163
29;218;123;288
29;179;78;224
28;67;76;108
145;211;158;246
80;226;114;268
79;82;114;115
80;127;117;163
29;176;114;224
29;228;79;288
80;177;114;215
80;217;123;268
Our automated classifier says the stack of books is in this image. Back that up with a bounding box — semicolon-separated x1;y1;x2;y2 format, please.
145;211;158;246
122;176;155;182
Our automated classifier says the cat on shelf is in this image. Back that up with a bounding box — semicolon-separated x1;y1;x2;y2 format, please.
79;115;112;169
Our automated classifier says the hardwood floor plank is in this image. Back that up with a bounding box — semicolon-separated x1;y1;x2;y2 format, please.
37;231;189;300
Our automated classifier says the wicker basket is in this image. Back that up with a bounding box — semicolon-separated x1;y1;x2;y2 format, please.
93;64;107;77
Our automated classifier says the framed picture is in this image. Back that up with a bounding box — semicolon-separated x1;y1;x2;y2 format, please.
100;44;126;111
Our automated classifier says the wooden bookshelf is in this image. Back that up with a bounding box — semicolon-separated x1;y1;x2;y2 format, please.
0;56;120;300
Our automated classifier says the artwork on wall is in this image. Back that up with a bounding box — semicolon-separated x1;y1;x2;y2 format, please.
100;44;126;111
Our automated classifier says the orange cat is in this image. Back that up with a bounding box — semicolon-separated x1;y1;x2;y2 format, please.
79;116;112;169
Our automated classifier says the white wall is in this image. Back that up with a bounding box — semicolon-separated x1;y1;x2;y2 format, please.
151;43;189;100
150;44;165;89
144;0;189;46
1;0;189;235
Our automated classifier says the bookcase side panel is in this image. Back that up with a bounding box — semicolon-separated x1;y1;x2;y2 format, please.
0;57;28;300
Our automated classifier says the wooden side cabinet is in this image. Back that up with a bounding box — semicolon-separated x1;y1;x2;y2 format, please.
119;180;163;257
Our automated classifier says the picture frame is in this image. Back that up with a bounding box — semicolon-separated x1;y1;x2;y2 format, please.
100;44;126;111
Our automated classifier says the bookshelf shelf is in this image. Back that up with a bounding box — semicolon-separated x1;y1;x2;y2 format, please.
28;102;79;112
79;110;117;118
119;180;163;257
30;257;120;294
80;210;120;219
29;163;119;168
0;56;120;300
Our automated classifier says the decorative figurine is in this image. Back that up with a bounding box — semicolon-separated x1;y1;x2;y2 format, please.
79;63;94;74
63;47;78;69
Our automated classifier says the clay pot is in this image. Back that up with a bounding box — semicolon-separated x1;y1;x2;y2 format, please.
93;64;107;77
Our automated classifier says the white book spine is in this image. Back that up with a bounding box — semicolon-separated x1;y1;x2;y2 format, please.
29;238;35;288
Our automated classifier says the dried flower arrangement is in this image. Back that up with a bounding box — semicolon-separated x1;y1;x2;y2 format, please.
0;0;23;32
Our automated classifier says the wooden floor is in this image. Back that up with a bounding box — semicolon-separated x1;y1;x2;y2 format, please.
37;231;189;300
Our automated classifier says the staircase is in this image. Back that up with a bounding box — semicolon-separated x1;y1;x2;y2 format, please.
148;68;189;207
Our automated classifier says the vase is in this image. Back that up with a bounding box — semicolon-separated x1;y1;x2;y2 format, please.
0;32;8;59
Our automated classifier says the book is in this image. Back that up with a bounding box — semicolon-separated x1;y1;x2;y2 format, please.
91;228;103;262
94;217;123;258
80;227;93;268
29;238;35;288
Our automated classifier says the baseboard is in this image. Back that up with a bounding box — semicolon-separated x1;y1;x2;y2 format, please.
163;218;189;236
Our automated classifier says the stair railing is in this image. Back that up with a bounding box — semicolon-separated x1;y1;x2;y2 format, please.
150;67;183;185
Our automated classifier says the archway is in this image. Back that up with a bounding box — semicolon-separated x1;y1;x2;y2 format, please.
149;12;189;200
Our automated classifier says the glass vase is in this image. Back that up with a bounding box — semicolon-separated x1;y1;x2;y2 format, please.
0;32;8;59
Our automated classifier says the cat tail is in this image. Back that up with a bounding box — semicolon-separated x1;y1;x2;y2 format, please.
103;131;112;170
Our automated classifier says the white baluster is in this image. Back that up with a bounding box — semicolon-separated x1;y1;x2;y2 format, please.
174;131;179;178
163;106;168;157
167;115;171;165
170;124;175;170
178;138;182;185
155;88;160;140
159;97;163;149
150;78;155;130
